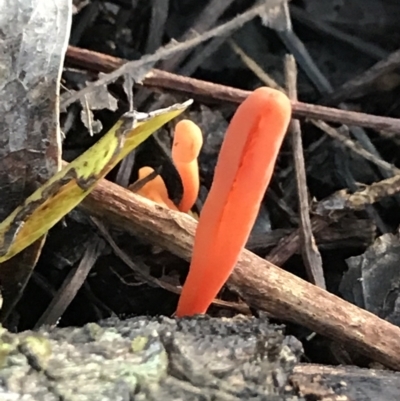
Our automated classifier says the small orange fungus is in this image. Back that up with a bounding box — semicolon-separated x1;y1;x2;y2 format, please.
172;120;203;213
130;166;178;211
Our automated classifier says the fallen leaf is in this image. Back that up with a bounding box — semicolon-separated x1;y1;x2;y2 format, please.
0;100;192;263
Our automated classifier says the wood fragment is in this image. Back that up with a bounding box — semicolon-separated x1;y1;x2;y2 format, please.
229;39;285;92
316;174;400;213
285;55;325;288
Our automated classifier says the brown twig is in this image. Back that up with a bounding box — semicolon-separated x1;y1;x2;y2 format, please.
65;45;400;133
78;176;400;370
266;216;331;266
285;55;325;288
275;12;392;232
312;119;400;175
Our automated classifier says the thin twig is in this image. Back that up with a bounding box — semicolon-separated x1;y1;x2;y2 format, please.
285;55;325;289
66;46;400;133
312;119;400;176
145;0;170;54
278;29;331;94
266;215;331;266
229;39;285;92
277;14;392;232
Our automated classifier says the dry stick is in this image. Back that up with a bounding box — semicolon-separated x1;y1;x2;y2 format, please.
229;39;285;92
278;30;331;94
285;55;325;289
266;215;331;266
277;24;394;179
79;177;400;370
180;35;228;77
138;0;236;106
93;217;177;293
65;46;400;134
145;0;170;54
312;119;400;176
277;18;393;230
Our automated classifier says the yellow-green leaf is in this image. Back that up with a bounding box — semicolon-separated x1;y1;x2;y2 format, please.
0;100;192;262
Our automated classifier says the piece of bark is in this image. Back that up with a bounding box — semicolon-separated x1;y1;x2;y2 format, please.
246;217;375;252
292;364;400;401
1;314;398;400
0;316;303;400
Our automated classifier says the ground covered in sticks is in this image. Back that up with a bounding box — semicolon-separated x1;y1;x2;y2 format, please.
2;1;400;400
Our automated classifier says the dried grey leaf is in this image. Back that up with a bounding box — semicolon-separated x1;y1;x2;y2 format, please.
341;233;400;326
259;0;292;31
82;79;118;111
